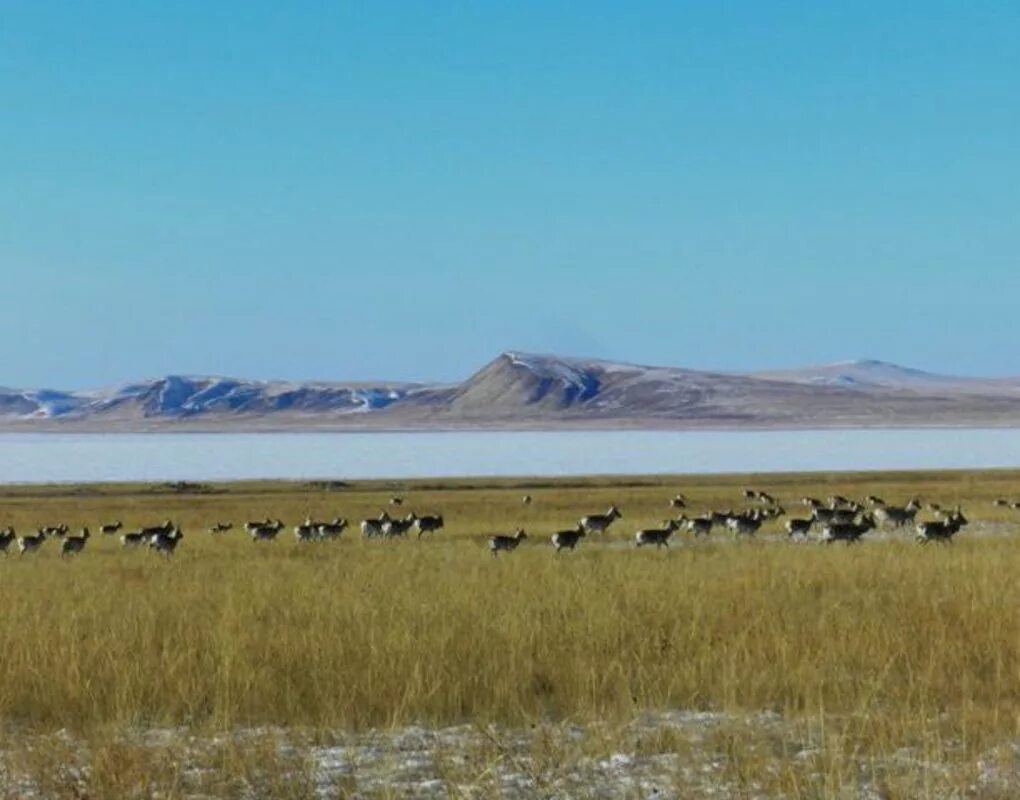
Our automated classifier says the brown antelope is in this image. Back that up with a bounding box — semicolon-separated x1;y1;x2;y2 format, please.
579;506;622;535
727;509;764;537
916;508;968;544
873;498;921;528
208;522;233;533
317;518;348;540
685;515;713;537
18;530;48;555
785;517;814;539
489;529;527;556
250;520;284;542
0;527;15;556
382;513;417;538
150;527;183;556
414;514;444;539
61;528;90;557
121;530;150;547
100;520;123;535
820;514;875;545
552;523;586;552
360;511;391;539
635;519;681;549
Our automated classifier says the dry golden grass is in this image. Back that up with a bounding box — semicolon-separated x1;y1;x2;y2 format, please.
0;469;1017;796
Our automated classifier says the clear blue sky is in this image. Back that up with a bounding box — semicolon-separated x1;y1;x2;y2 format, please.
2;2;1018;387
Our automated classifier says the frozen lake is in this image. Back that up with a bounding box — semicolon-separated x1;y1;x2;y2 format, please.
0;429;1017;484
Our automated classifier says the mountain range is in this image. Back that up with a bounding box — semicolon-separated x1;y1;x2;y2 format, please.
4;352;1020;431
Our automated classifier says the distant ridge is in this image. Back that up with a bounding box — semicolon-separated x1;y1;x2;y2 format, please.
3;352;1020;431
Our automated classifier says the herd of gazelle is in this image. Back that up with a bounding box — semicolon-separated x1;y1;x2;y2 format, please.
491;489;976;554
0;487;987;560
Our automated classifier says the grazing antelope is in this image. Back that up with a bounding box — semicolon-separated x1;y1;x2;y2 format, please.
820;514;875;545
916;508;968;544
635;519;681;549
208;522;233;534
489;529;527;556
382;513;417;538
389;496;404;506
18;530;48;555
250;520;284;542
360;511;391;539
61;528;90;557
150;527;183;557
785;517;814;539
522;495;533;505
120;530;150;547
579;506;622;535
552;523;586;552
414;514;444;539
669;494;687;509
317;518;348;540
100;520;123;535
0;527;15;556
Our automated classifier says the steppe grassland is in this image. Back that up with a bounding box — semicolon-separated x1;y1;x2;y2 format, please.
0;470;1016;796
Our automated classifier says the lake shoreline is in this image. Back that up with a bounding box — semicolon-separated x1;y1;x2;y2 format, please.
0;429;1014;484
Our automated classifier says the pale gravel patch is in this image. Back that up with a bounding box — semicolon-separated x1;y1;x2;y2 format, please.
0;712;1017;798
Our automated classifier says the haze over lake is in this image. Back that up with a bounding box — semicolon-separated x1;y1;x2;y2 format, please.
0;430;1016;484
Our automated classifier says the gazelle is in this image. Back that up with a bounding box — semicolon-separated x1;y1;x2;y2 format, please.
382;513;417;538
0;527;15;555
18;530;48;555
317;518;348;540
489;529;527;556
414;514;444;539
150;527;183;557
685;515;713;537
250;520;284;542
579;506;622;535
635;519;681;549
552;523;586;552
820;514;875;545
100;520;123;535
61;528;90;557
121;530;150;547
916;508;968;544
785;517;814;539
873;498;921;528
360;511;391;539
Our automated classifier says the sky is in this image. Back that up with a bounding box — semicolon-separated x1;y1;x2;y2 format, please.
2;2;1018;387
